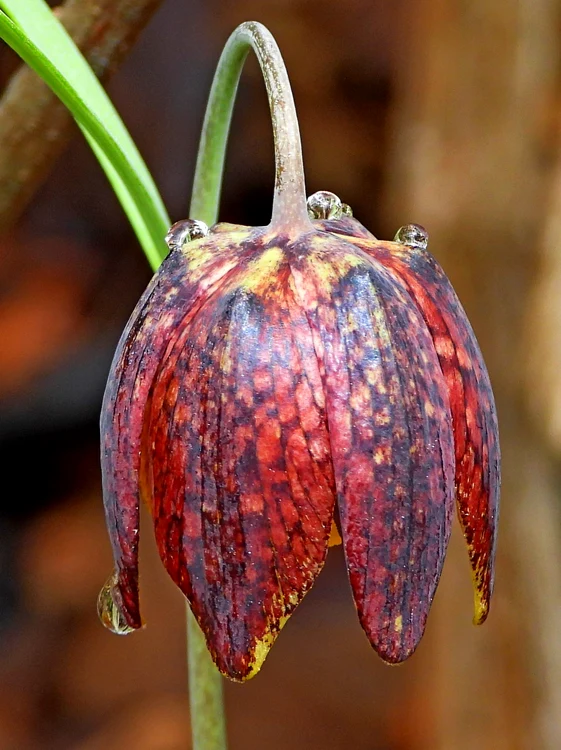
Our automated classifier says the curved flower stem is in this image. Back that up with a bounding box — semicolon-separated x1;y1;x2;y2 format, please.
190;20;312;233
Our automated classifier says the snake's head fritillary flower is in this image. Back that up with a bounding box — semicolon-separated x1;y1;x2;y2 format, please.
99;191;500;682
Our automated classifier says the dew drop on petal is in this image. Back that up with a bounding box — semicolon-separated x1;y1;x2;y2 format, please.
340;203;353;217
97;571;135;635
307;190;346;220
394;223;429;250
165;219;209;251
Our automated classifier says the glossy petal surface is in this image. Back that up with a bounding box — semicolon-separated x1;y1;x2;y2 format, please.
323;218;500;623
146;234;336;681
101;213;497;678
100;226;255;629
290;234;456;662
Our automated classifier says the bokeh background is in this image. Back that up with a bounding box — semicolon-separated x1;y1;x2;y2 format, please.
1;0;560;748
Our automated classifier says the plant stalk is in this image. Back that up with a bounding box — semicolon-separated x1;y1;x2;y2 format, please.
0;0;164;231
187;610;228;750
191;20;312;233
0;6;169;268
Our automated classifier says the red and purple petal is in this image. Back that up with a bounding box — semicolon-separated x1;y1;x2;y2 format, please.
100;228;254;629
146;241;336;680
290;236;456;662
326;221;500;624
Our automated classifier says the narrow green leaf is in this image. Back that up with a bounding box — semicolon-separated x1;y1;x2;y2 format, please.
0;2;170;269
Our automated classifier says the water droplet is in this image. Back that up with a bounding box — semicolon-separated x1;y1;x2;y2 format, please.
97;571;135;635
165;219;209;251
394;223;429;250
307;191;347;220
340;203;353;217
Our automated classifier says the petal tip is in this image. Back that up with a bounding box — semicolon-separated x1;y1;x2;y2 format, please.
375;636;419;666
470;559;492;625
214;630;276;683
472;588;490;626
362;613;426;666
210;611;292;682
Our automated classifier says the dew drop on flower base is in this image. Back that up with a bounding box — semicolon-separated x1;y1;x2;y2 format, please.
97;571;136;635
394;223;429;250
164;219;209;252
307;190;353;220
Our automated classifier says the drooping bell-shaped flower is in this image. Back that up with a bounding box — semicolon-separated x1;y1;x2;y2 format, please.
99;22;499;683
99;192;499;681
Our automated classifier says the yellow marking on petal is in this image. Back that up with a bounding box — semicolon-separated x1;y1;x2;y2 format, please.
306;257;340;293
365;366;380;386
211;222;249;233
242;587;294;681
221;349;233;375
303;237;364;294
471;564;489;625
350;382;371;413
241;247;284;292
394;615;403;633
244;612;290;680
181;229;251;272
374;447;390;465
328;520;342;547
346;253;363;267
181;239;214;271
374;408;391;426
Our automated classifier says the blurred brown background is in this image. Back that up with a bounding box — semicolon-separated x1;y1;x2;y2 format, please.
1;0;560;748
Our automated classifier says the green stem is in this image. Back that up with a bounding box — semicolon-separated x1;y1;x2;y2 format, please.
187;610;228;750
186;21;312;750
0;6;169;268
190;20;312;233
